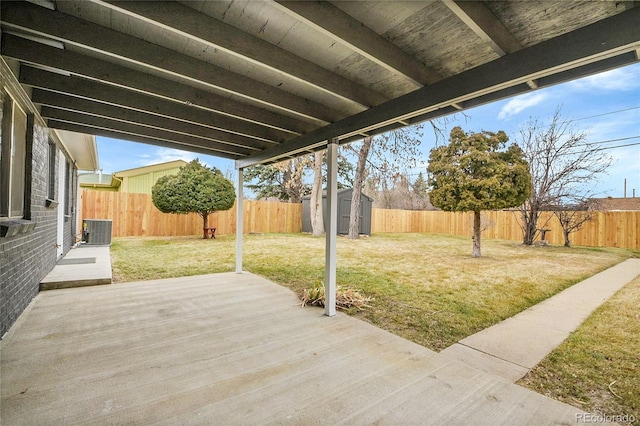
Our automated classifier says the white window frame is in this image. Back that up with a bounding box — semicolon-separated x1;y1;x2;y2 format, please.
1;94;27;219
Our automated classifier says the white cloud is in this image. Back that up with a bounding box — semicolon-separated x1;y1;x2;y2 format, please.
136;148;199;167
568;67;640;92
498;92;548;120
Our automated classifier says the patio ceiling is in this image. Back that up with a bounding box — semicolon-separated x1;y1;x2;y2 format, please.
1;1;639;168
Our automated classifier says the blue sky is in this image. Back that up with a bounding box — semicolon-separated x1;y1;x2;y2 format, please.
96;62;640;198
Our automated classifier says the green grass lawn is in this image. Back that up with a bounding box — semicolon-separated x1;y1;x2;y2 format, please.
111;232;639;420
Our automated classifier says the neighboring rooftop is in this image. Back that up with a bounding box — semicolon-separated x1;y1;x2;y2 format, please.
589;197;640;211
114;160;188;177
79;160;188;194
79;172;114;185
78;172;120;191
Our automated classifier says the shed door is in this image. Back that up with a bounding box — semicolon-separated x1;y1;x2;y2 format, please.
338;198;363;235
338;198;350;234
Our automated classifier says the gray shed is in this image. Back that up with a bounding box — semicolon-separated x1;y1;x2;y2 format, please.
302;189;373;235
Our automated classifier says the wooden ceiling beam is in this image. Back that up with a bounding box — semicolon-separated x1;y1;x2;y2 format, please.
1;33;316;135
443;0;522;56
19;66;290;144
274;0;443;87
0;1;343;123
41;109;255;157
236;7;640;168
95;0;387;109
32;90;273;151
47;121;243;160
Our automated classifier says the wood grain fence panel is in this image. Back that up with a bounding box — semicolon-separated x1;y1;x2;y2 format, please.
82;190;637;248
370;208;638;249
82;192;302;238
622;211;634;248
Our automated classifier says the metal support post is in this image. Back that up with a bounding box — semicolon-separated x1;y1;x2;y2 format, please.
325;140;338;316
235;168;244;273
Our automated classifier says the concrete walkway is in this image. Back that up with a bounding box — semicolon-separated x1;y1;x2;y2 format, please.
40;244;112;290
441;258;640;381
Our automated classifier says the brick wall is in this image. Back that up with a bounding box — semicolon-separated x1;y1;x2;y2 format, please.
0;93;78;337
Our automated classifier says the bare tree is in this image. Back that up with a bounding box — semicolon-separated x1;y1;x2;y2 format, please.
348;136;373;239
347;126;424;239
245;157;310;203
515;108;612;245
369;173;435;210
310;150;324;236
552;198;596;247
346;116;461;239
375;173;412;209
280;157;311;204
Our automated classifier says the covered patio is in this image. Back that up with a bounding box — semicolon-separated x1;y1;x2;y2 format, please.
2;0;640;315
1;2;639;423
2;272;587;425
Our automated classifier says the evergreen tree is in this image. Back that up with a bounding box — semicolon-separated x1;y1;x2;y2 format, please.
152;159;235;237
427;127;531;257
413;172;428;198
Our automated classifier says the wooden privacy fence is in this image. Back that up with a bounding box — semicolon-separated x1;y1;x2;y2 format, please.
82;190;638;249
81;190;302;237
371;209;639;249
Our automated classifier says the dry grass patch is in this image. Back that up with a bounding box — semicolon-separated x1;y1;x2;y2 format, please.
519;275;640;424
300;282;373;312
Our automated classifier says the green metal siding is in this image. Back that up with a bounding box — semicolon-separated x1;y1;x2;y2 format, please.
80;185;118;192
126;167;182;194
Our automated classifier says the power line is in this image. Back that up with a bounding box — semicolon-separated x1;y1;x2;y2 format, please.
592;141;640;153
501;106;640;133
578;135;640;147
404;141;640;178
569;106;640;123
496;141;639;163
397;108;640;178
528;138;640;159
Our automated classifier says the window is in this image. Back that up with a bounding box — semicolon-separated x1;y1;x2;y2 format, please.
0;94;27;218
48;140;56;200
65;160;71;217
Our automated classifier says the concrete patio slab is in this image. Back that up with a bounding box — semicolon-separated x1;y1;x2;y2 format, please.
439;343;530;382
39;245;112;290
1;272;597;425
441;258;640;381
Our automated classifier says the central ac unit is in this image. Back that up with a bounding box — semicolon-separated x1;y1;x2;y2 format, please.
83;219;112;245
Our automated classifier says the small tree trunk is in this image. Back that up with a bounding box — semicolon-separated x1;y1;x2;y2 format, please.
521;205;539;245
563;229;571;247
202;213;209;239
310;150;324;236
349;137;373;239
472;210;481;257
